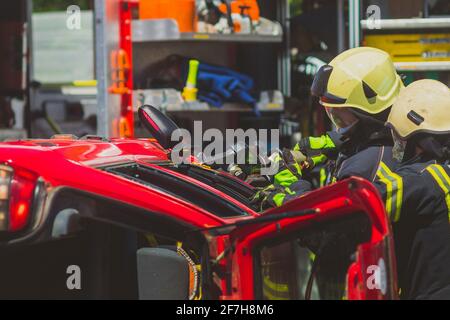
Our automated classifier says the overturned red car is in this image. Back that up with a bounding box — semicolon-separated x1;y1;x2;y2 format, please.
0;106;397;300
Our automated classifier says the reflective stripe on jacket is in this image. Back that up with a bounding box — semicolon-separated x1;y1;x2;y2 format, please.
374;160;450;299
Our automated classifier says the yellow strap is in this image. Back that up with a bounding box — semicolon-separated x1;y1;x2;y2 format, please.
262;275;289;292
426;164;450;220
376;170;393;217
262;276;290;300
376;162;403;222
382;162;403;222
262;288;289;300
145;234;158;246
319;168;327;187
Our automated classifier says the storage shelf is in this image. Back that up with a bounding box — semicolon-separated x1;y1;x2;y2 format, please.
166;108;254;113
134;102;283;114
165;108;282;113
394;61;450;71
135;107;282;114
0;129;27;141
361;18;450;30
132;19;283;43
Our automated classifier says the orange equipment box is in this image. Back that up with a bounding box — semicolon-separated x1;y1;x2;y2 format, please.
139;0;197;33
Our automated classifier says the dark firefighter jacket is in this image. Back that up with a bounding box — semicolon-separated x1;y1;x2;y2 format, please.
282;155;450;299
327;126;397;183
280;127;397;203
374;157;450;299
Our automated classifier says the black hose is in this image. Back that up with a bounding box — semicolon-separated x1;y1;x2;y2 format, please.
305;248;321;300
305;233;335;300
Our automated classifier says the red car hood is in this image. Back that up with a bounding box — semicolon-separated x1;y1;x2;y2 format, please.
0;138;169;166
0;138;257;229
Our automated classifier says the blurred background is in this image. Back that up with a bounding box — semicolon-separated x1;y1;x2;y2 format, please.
0;0;449;147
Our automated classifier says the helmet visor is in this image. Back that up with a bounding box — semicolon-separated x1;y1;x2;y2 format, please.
325;107;359;129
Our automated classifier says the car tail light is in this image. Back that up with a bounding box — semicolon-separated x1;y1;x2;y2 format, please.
0;165;38;232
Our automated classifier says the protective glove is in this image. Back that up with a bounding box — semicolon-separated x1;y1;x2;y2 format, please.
270;149;304;187
286;132;343;171
251;184;294;211
251;184;276;209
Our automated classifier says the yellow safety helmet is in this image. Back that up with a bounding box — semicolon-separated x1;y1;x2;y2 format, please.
311;47;404;114
387;79;450;139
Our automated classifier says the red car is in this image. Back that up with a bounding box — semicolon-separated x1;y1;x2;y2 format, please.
0;106;397;300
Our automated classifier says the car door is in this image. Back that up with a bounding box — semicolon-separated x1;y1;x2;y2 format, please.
215;177;398;300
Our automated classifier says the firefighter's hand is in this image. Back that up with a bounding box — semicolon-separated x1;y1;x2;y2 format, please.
251;185;276;205
227;164;270;187
284;148;328;172
271;149;304;187
303;153;329;171
289;149;307;164
251;184;286;211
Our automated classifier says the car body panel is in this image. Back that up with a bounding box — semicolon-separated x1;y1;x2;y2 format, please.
222;177;398;300
0;138;256;230
0;138;397;300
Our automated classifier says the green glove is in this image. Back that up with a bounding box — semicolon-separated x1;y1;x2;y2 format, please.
251;184;282;210
272;149;303;187
266;186;297;208
251;184;296;211
302;153;329;170
291;132;343;169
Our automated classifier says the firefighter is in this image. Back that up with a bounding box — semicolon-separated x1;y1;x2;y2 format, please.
372;79;450;299
254;47;404;208
264;79;450;299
